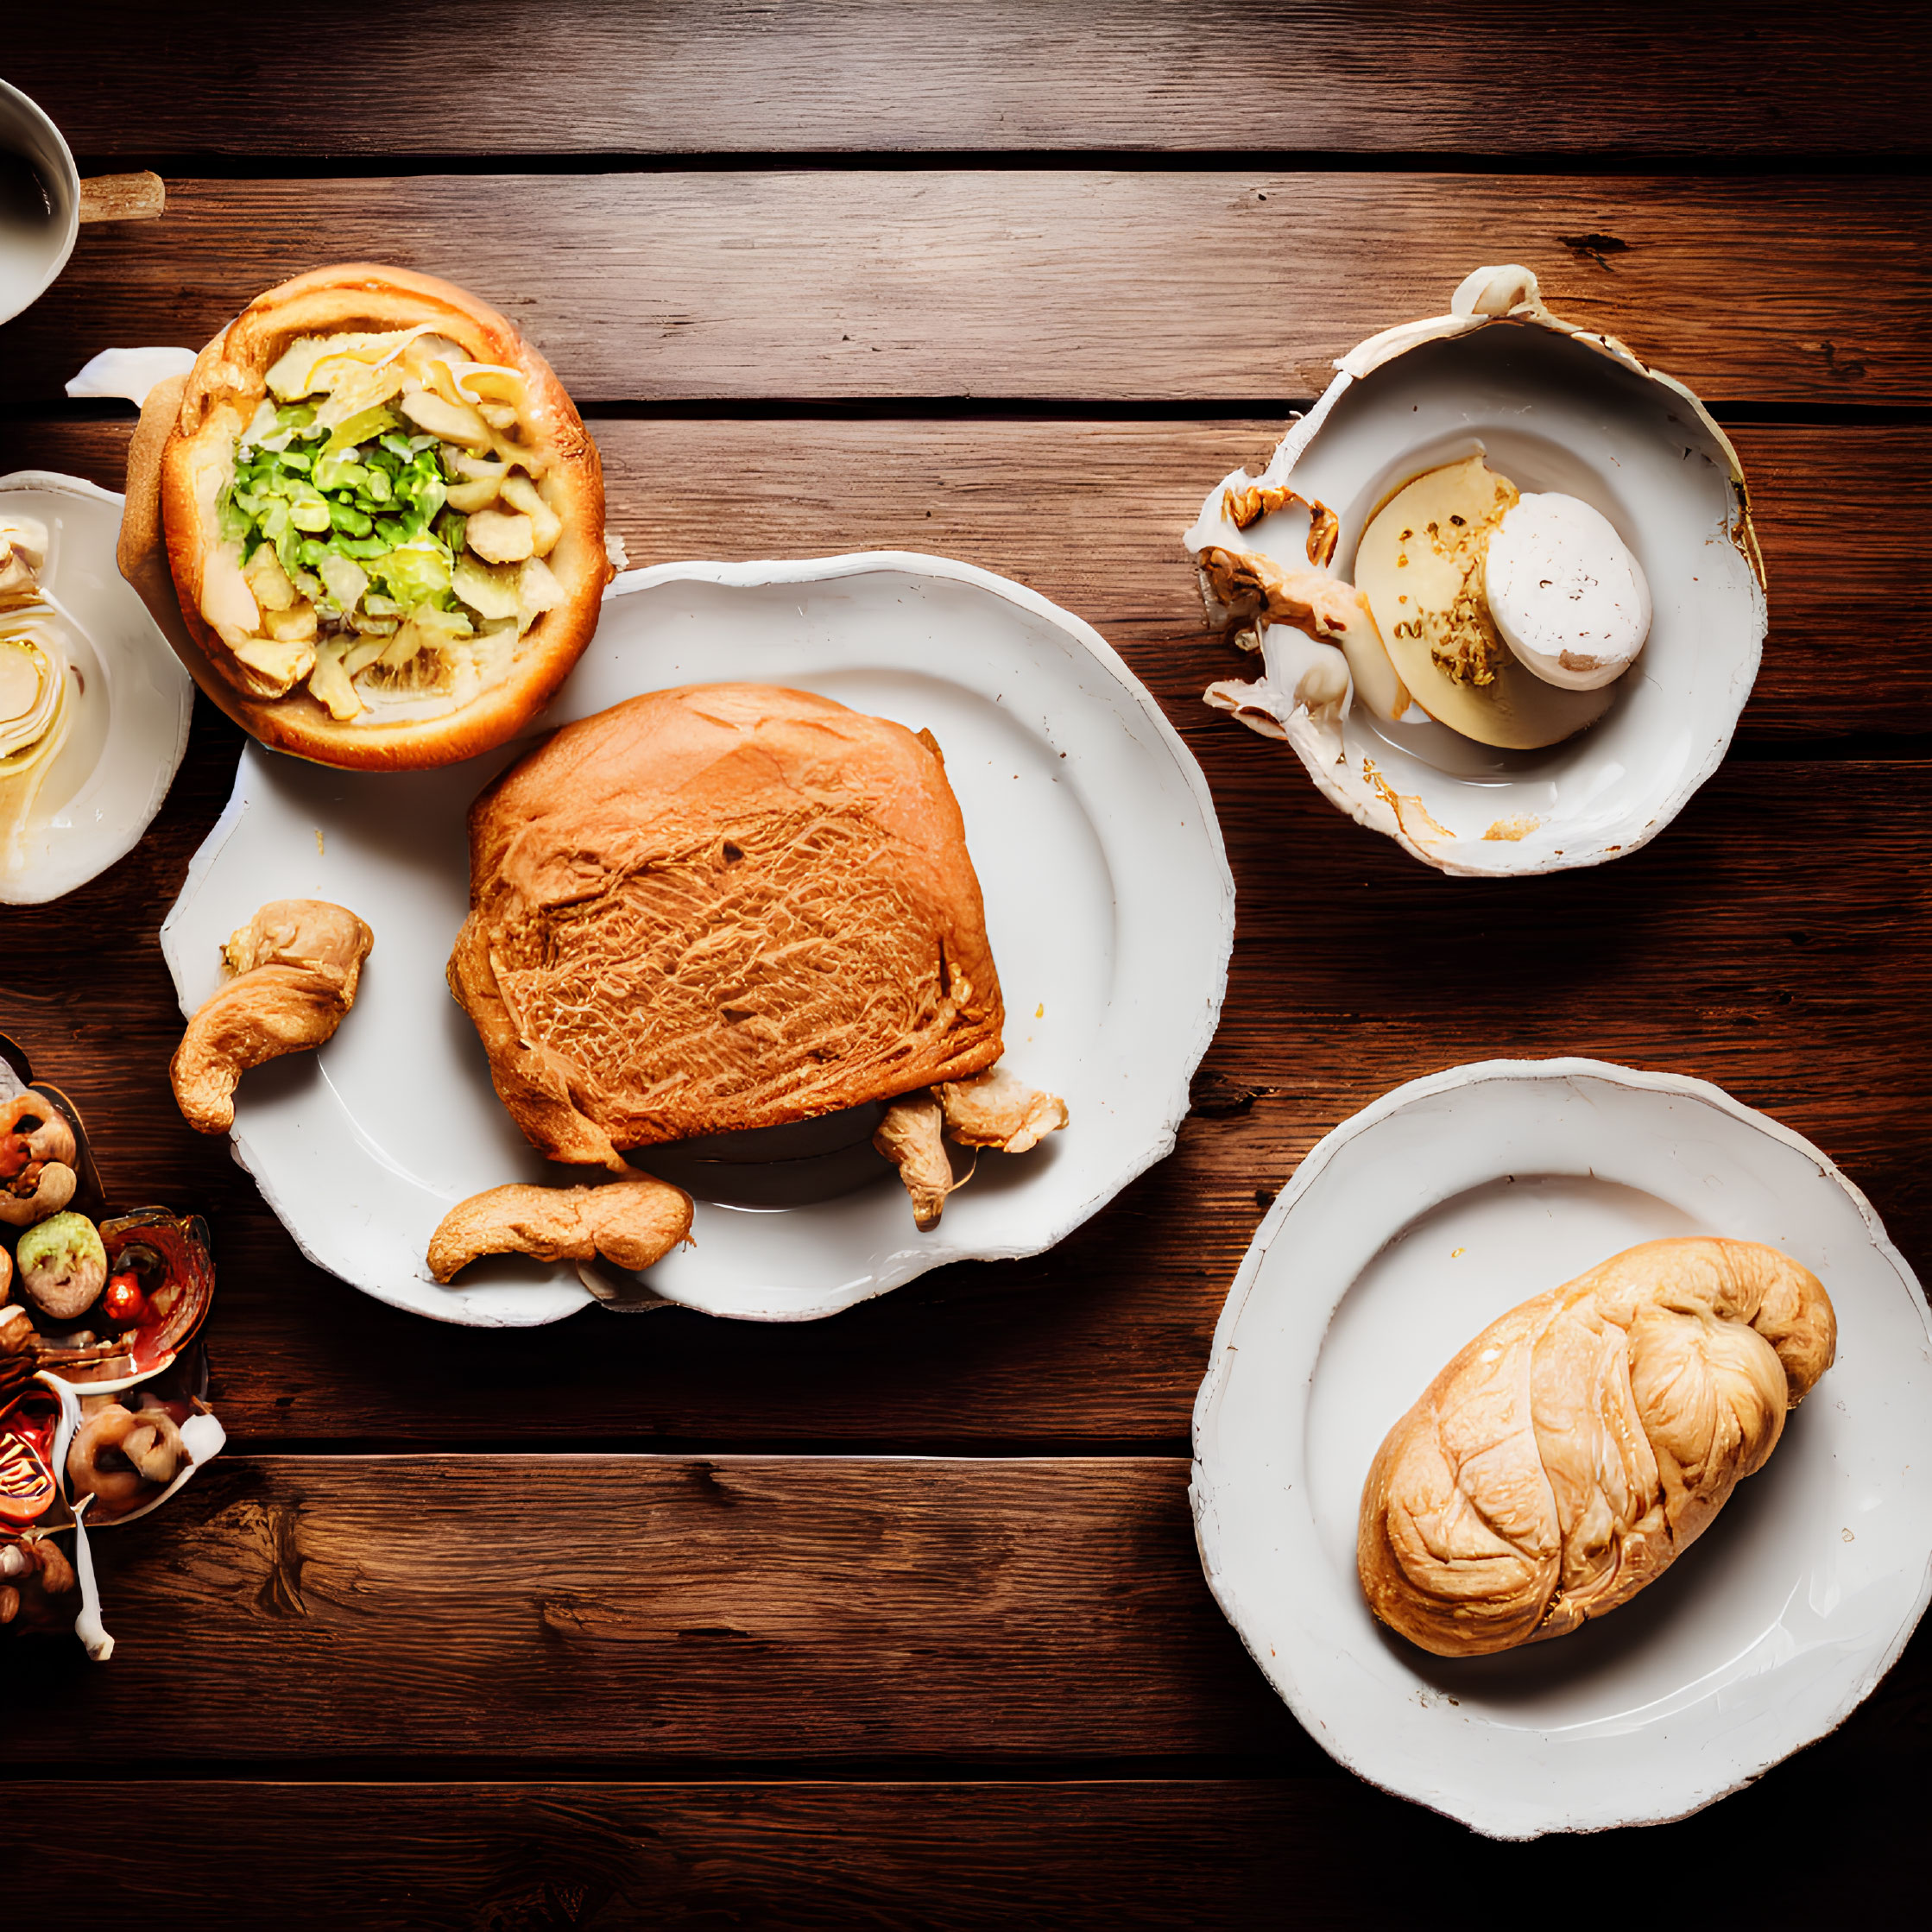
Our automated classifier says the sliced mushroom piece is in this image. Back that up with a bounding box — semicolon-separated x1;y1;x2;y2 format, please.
515;556;564;634
308;640;363;722
395;385;493;451
937;1065;1069;1153
499;473;563;557
451;552;522;622
444;474;505;514
226;630;315;697
0;1093;79;1229
427;1178;695;1283
873;1090;969;1231
171;900;375;1134
261;598;318;643
465;507;536;565
241;545;299;612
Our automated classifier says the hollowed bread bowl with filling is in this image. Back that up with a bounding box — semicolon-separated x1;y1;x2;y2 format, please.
118;262;611;770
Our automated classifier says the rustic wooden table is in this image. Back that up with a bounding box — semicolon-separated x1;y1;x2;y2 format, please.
3;5;1928;1923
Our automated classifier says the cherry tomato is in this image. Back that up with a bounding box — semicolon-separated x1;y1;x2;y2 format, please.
101;1272;149;1329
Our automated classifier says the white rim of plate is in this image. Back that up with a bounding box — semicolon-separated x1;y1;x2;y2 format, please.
1190;1055;1932;1836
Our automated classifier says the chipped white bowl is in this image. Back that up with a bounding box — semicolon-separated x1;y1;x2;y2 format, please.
1184;268;1765;876
1191;1058;1932;1838
0;472;192;904
161;552;1233;1327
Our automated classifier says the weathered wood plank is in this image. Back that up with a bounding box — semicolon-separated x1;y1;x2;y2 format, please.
15;1454;1928;1771
0;1766;1923;1925
1;417;1921;744
2;173;1924;403
17;1456;1304;1761
10;1;1926;159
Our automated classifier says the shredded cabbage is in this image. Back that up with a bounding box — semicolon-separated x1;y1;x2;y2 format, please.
218;329;561;724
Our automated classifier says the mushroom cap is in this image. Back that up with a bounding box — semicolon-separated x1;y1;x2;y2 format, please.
15;1209;107;1321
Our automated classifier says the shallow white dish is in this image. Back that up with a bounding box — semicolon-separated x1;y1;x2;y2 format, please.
1184;268;1765;876
161;552;1233;1327
1191;1058;1932;1839
0;471;193;904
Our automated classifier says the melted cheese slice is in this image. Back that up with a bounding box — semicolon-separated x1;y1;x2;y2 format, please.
1354;456;1614;750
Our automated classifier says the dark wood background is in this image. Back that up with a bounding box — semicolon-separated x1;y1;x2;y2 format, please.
3;4;1928;1923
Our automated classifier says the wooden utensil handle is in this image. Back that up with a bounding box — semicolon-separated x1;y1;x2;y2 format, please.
77;172;166;222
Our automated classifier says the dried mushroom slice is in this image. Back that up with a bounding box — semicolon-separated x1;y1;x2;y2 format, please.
172;899;374;1133
875;1065;1069;1229
427;1178;695;1283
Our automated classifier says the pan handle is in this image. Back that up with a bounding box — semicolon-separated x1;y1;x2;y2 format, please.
77;171;165;223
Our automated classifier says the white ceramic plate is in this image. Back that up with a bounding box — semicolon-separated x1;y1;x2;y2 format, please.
1184;268;1765;876
161;552;1233;1327
0;472;193;904
1191;1058;1932;1839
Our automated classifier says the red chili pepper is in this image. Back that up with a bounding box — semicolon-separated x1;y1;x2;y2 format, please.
100;1272;149;1329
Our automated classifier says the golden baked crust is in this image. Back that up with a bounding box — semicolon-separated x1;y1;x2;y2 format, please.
1358;1237;1836;1657
117;263;611;770
449;684;1006;1168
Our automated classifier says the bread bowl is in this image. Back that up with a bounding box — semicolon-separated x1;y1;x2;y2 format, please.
118;263;612;769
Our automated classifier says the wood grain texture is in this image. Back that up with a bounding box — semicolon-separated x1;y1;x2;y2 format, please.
2;416;1923;745
3;10;1927;1904
10;1;1927;159
0;686;1923;1446
14;1453;1927;1771
16;1455;1305;1762
2;173;1925;404
3;1767;1927;1926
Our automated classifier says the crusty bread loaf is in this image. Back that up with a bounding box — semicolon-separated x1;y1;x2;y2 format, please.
118;262;610;770
449;684;1006;1168
1359;1237;1835;1657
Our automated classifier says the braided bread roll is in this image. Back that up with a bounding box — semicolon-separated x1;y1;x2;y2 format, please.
1358;1238;1835;1657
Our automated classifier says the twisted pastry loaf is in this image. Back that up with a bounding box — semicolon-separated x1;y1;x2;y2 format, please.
1358;1238;1835;1657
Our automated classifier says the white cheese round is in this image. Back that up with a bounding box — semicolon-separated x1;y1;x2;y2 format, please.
1484;493;1651;691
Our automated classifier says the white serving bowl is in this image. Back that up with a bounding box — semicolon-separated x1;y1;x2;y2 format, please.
1185;268;1765;876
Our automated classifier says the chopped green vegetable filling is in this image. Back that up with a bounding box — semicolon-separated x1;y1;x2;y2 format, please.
218;401;462;621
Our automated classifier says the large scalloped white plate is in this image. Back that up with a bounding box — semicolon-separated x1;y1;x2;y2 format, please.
161;553;1233;1326
0;472;193;904
1191;1058;1932;1838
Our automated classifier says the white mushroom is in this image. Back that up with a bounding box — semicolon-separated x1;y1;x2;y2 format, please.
500;474;562;556
465;508;536;565
1485;493;1651;691
395;386;493;451
241;546;299;612
936;1067;1069;1153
